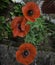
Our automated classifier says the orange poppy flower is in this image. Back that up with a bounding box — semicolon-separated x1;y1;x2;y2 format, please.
16;43;37;65
11;17;30;37
22;2;40;22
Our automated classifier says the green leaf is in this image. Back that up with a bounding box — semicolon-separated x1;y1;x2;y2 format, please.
25;18;48;45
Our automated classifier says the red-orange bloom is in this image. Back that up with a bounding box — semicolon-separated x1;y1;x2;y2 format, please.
22;2;40;22
16;43;37;65
11;17;30;37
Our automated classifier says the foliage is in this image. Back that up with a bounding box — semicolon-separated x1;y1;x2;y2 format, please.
45;20;55;49
10;3;23;18
45;20;55;35
0;0;10;13
25;18;48;45
0;16;12;40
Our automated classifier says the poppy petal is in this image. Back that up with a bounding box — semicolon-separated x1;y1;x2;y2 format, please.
17;31;25;37
24;25;30;35
21;18;27;31
11;16;30;37
12;28;19;37
11;17;23;29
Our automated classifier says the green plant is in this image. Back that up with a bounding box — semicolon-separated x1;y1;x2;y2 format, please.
10;3;23;18
0;16;12;40
0;0;10;13
25;18;48;45
45;20;55;50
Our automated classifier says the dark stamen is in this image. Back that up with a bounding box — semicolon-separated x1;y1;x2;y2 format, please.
23;50;29;57
28;10;33;16
18;24;23;32
18;24;21;30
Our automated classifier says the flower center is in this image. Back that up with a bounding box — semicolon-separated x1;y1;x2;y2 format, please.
18;24;23;32
18;24;21;30
28;10;33;16
23;50;29;57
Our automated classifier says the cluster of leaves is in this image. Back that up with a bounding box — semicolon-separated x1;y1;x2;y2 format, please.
0;0;23;17
25;18;48;45
10;3;23;18
25;17;55;46
0;0;10;13
0;16;12;40
45;20;55;35
45;20;55;49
